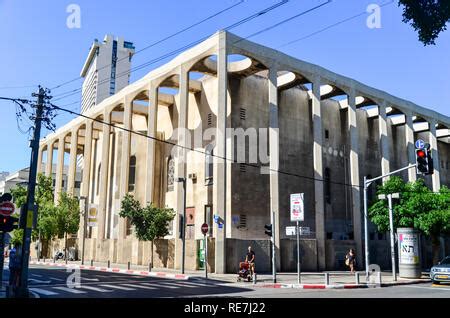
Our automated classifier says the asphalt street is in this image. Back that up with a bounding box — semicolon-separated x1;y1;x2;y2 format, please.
1;264;449;298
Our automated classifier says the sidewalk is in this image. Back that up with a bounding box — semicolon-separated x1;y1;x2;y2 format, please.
29;258;430;289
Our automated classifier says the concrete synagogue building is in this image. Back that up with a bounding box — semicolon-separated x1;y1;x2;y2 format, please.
35;31;450;273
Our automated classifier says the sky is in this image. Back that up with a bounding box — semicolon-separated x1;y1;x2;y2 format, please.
0;0;449;173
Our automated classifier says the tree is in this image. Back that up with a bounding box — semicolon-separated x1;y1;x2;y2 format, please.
119;194;175;269
54;192;80;261
369;177;450;264
398;0;450;45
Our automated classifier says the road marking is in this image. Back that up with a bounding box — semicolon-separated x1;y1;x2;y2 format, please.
164;281;195;288
28;278;51;284
121;283;156;290
53;286;87;294
99;284;135;291
30;274;44;278
405;285;450;291
77;285;112;293
29;288;59;296
142;282;178;289
81;277;100;281
49;277;65;282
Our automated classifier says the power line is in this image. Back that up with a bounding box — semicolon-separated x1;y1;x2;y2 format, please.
47;101;363;189
51;0;291;102
279;0;395;48
49;0;247;91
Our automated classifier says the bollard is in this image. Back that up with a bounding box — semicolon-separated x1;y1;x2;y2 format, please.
377;272;382;286
107;260;110;268
148;262;152;272
43;257;46;263
128;261;130;270
355;272;360;285
324;273;330;285
90;259;93;266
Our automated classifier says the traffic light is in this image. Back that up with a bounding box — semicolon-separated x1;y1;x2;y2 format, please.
416;147;433;175
264;224;272;237
0;215;19;232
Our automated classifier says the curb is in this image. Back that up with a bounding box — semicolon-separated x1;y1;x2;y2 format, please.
29;261;190;280
257;283;371;289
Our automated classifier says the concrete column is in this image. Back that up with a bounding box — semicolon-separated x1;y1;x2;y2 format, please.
67;129;78;196
268;66;281;271
98;110;111;240
45;142;54;177
54;136;65;202
378;102;390;179
347;88;363;268
37;145;44;175
80;120;93;243
429;120;441;191
213;32;227;274
145;84;159;205
312;76;325;270
174;65;189;270
405;112;417;182
118;98;132;239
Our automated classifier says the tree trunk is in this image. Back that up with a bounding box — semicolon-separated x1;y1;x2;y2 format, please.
64;232;68;264
151;240;154;270
431;234;441;266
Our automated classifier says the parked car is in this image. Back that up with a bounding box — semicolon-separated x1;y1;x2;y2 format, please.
430;256;450;284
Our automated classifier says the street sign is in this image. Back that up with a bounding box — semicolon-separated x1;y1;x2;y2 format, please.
415;139;425;149
290;193;304;222
299;226;310;236
0;201;15;216
87;204;98;227
286;226;296;236
201;223;209;235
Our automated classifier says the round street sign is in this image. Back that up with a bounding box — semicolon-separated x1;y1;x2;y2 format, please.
201;223;209;235
0;201;15;216
415;139;425;149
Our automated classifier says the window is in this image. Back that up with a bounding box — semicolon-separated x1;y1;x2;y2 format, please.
207;113;212;126
239;163;246;173
239;214;247;228
96;164;101;195
167;156;175;192
205;145;214;185
325;129;329;139
239;108;246;120
324;167;331;204
128;155;136;192
74;181;81;189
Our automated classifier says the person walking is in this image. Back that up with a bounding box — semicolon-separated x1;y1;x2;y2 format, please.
345;248;356;273
8;243;22;288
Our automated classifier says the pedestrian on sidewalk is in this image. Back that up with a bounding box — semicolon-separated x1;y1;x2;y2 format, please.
345;248;356;273
8;243;22;287
245;246;256;276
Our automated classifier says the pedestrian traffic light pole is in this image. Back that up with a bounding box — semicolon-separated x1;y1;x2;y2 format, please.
16;87;46;298
362;164;417;282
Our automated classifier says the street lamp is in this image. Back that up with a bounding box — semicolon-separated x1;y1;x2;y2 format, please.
79;196;88;265
176;177;187;274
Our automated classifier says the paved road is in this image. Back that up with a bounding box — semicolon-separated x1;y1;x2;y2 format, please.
1;265;449;298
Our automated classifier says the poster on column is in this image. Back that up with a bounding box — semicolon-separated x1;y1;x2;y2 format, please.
88;204;98;227
290;193;304;222
398;232;419;265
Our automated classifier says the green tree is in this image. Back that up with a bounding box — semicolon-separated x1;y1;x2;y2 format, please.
399;0;450;45
119;194;175;269
369;176;450;264
54;192;80;260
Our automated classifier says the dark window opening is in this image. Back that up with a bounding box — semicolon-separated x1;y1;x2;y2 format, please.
325;129;329;139
324;167;331;204
128;155;136;192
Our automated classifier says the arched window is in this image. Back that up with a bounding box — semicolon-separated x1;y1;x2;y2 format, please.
205;144;214;185
167;156;175;192
324;167;331;204
96;164;101;196
128;155;136;192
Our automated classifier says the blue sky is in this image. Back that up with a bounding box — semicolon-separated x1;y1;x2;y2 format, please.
0;0;449;173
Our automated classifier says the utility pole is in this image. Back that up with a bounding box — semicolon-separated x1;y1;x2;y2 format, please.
16;86;46;298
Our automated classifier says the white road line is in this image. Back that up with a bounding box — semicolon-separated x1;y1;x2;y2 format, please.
99;284;135;291
77;285;112;293
81;277;100;281
30;274;44;278
28;279;51;284
405;285;450;291
142;282;178;289
53;286;87;294
164;282;195;288
121;283;156;290
49;277;65;282
29;288;59;296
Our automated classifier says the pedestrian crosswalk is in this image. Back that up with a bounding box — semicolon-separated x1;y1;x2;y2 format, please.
28;279;216;297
